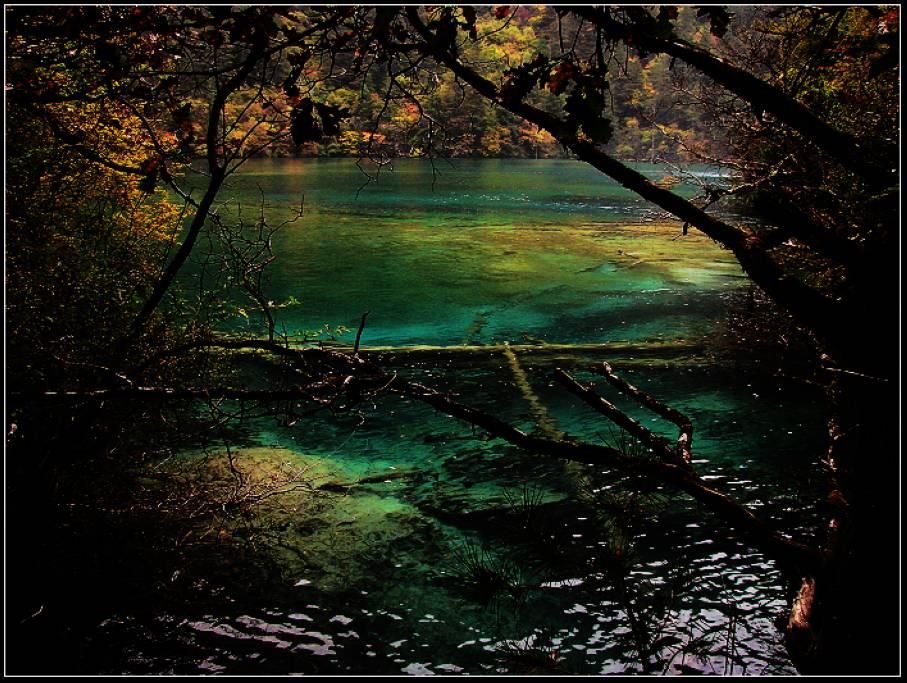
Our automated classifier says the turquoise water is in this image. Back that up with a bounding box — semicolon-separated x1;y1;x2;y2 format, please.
120;159;826;674
204;159;744;347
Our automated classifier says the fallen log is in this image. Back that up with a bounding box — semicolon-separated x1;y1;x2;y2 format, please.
316;469;418;493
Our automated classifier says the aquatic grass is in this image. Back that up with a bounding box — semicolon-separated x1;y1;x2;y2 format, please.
495;636;565;674
604;560;702;674
574;427;676;552
599;425;656;461
659;580;765;675
499;482;596;581
448;539;528;604
502;482;547;536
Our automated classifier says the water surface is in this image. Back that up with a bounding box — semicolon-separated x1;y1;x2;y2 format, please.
125;158;827;675
209;159;744;347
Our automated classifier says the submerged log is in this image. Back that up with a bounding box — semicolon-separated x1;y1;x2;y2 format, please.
316;469;418;493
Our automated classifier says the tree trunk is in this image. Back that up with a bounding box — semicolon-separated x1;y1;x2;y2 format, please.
787;369;900;673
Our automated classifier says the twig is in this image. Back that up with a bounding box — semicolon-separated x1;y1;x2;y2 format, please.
353;310;370;357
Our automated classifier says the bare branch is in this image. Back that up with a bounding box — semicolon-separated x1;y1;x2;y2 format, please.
353;311;370;357
553;368;680;465
591;362;694;465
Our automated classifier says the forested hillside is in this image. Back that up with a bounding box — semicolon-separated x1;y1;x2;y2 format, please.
178;6;731;161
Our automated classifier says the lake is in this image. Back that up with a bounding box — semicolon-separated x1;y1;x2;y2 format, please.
212;158;745;346
111;158;826;674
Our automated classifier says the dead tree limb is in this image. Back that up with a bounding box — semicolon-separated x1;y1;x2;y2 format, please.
21;338;823;572
591;362;694;465
316;469;417;493
387;374;821;573
353;311;370;357
553;368;681;465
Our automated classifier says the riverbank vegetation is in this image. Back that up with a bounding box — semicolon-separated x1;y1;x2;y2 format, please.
6;5;899;675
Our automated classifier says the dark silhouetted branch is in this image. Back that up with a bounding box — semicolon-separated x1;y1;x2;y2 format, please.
569;6;895;189
591;362;694;465
553;367;680;464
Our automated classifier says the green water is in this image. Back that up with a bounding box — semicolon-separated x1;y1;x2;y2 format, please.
209;159;744;346
115;159;825;674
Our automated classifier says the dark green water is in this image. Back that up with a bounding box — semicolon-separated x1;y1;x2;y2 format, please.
114;159;825;674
